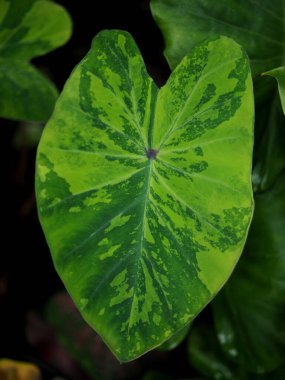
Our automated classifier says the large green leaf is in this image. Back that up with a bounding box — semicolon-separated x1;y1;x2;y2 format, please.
150;0;285;75
264;66;285;115
0;0;72;121
212;172;285;373
36;30;254;361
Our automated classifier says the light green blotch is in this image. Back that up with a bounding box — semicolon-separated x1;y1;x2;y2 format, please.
135;335;141;351
80;298;89;311
162;236;171;249
98;237;109;246
49;197;61;208
42;144;142;196
69;206;81;213
37;163;50;182
128;259;161;329
88;69;123;121
99;244;121;261
40;188;47;200
151;265;172;309
103;66;122;93
117;33;127;51
110;269;133;307
83;188;111;207
127;295;140;330
144;219;156;244
96;51;108;70
164;330;172;338
151;179;187;231
160;274;169;287
105;214;131;233
196;245;240;293
153;255;168;276
153;313;161;325
151;251;158;259
180;313;194;324
137;179;145;190
99;308;105;316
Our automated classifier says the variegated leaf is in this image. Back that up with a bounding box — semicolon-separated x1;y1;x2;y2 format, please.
0;0;72;121
36;30;254;361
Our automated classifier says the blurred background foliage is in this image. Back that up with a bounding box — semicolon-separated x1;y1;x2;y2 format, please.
1;1;284;380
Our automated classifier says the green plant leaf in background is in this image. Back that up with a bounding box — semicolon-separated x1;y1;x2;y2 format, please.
252;93;285;192
264;67;285;115
150;0;284;75
36;30;254;361
188;323;236;380
0;0;72;121
212;173;285;373
188;321;285;380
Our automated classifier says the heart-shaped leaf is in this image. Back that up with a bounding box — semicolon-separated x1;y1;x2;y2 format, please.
150;0;284;76
0;0;72;121
36;30;254;361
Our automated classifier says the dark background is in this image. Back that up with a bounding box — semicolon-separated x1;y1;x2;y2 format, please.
0;1;195;379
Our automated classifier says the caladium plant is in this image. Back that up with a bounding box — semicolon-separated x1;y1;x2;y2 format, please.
36;30;254;361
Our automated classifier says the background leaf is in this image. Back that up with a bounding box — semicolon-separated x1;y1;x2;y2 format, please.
212;172;285;373
263;66;285;115
252;92;285;192
36;30;254;361
150;0;285;75
0;60;58;121
188;324;236;380
0;0;72;121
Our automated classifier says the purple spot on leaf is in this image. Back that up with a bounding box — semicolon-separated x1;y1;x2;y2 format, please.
146;148;159;160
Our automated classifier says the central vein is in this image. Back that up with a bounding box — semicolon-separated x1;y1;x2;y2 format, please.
128;159;153;329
